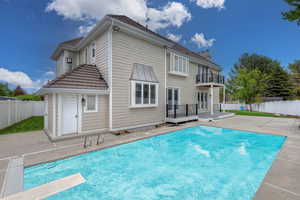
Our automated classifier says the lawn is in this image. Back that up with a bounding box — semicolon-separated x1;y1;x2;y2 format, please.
225;110;287;117
0;116;44;135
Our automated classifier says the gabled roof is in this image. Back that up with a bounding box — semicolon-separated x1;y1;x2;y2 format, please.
44;64;108;90
60;37;83;47
108;15;220;68
52;15;221;69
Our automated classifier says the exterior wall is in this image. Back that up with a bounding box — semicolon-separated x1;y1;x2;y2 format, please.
95;31;109;83
167;54;221;110
56;53;64;76
167;61;199;104
82;95;109;131
47;94;53;136
55;50;77;77
111;31;166;129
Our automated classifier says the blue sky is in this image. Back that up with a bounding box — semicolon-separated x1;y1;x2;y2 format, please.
0;0;299;93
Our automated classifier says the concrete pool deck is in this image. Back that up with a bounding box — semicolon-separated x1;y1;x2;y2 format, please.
0;115;300;199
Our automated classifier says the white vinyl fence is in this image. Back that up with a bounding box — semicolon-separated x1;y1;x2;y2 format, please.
0;100;45;129
222;100;300;116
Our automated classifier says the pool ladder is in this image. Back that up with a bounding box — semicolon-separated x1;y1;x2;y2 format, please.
83;133;104;148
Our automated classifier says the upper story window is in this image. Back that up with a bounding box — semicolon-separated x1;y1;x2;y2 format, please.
169;53;189;76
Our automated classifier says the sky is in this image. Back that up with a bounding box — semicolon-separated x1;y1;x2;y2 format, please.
0;0;299;93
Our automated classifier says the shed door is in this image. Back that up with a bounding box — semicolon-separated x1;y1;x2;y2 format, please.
62;95;78;135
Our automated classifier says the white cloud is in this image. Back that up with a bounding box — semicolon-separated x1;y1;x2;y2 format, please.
191;33;215;48
191;0;225;9
46;0;191;32
166;33;182;42
0;68;41;89
46;71;55;76
78;24;96;35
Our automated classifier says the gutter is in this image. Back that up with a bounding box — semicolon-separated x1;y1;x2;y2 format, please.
36;88;110;95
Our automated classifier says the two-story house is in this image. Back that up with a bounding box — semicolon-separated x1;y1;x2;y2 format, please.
38;15;225;139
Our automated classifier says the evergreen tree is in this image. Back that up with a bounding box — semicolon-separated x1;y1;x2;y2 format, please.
13;85;26;96
227;53;283;97
282;0;300;25
288;60;300;96
265;67;294;98
0;83;12;96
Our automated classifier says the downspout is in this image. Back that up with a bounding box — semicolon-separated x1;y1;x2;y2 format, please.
164;47;167;121
108;20;113;131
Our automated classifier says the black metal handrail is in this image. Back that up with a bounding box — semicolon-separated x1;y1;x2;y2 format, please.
166;104;198;119
196;73;224;84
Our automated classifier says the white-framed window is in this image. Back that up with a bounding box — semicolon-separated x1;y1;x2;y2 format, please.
131;81;159;107
91;42;96;64
170;53;189;76
84;95;98;113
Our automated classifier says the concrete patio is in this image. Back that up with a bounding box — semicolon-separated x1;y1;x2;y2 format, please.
0;115;300;199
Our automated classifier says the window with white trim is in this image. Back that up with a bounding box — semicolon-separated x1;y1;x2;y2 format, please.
131;81;158;107
170;53;189;76
84;95;98;112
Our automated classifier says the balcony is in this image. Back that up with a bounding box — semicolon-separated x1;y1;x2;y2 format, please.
196;73;225;86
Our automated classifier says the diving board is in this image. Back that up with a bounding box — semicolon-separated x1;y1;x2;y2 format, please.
1;173;85;200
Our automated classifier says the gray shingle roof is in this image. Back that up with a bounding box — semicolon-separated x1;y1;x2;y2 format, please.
44;65;108;90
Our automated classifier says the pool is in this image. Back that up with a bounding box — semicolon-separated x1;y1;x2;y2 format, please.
24;126;286;200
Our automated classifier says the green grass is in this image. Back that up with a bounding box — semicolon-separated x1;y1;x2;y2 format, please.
0;116;44;135
225;110;291;118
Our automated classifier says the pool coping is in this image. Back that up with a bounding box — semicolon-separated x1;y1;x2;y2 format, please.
22;123;288;168
5;117;300;199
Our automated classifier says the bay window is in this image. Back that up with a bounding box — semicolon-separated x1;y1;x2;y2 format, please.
131;81;158;107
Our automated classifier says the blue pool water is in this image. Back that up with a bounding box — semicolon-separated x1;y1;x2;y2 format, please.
24;126;285;200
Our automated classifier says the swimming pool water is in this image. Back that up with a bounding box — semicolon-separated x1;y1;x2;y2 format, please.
24;126;286;200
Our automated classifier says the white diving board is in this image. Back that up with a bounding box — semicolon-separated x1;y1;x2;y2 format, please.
0;173;85;200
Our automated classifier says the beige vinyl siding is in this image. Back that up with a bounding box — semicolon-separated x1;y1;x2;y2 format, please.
167;62;199;104
111;31;166;129
56;53;64;76
167;57;220;106
48;94;53;135
82;95;109;131
95;31;109;83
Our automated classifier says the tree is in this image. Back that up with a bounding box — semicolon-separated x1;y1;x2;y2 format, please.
264;67;294;98
13;85;26;96
233;69;267;111
282;0;300;25
16;94;42;101
0;83;12;96
227;53;284;97
288;60;300;96
289;60;300;73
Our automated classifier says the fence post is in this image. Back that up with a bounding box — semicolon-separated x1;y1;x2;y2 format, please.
174;104;177;119
166;104;169;118
186;104;188;116
7;100;11;127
